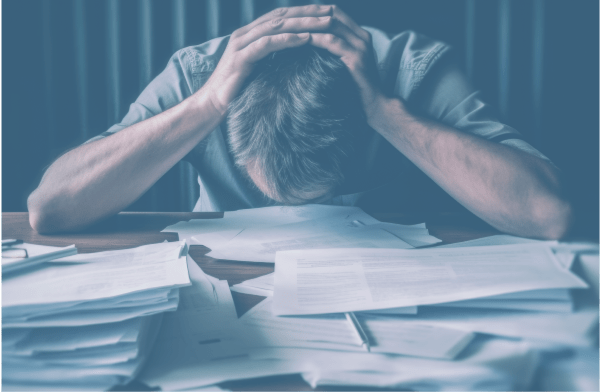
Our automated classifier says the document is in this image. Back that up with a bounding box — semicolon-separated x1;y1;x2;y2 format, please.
3;241;190;308
393;305;599;346
207;215;412;263
230;273;418;314
272;244;588;315
290;337;539;391
241;298;473;359
370;222;442;247
4;317;144;355
163;205;380;244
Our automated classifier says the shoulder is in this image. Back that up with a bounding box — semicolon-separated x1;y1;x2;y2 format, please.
173;35;230;92
363;27;452;100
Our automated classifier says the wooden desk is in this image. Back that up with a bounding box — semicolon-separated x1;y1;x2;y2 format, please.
2;211;500;391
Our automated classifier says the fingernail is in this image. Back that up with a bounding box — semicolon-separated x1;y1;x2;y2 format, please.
298;33;310;39
320;16;331;21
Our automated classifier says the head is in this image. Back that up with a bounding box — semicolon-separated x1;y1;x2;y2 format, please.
227;46;366;205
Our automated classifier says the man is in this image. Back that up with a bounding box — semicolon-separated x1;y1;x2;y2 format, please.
28;5;571;239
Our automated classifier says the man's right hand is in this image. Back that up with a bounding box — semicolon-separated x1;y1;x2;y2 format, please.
200;4;335;118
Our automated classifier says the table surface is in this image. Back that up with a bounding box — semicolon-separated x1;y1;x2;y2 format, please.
2;211;502;391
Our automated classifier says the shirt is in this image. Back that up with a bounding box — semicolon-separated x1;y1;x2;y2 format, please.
86;28;549;213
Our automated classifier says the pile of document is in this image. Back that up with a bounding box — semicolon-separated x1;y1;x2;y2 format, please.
157;206;598;390
162;205;441;262
2;241;191;391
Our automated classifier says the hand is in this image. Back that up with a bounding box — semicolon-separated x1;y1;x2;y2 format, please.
307;5;391;125
200;5;336;118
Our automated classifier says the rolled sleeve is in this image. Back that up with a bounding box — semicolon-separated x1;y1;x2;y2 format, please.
84;48;194;144
412;56;551;162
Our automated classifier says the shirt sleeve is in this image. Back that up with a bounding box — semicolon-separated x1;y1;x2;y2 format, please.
84;48;195;144
410;54;551;162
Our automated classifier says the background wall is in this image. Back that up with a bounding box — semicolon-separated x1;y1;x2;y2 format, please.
3;0;598;236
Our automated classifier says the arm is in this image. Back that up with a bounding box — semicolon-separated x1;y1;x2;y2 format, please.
29;4;336;233
369;98;571;239
27;92;222;233
309;5;572;239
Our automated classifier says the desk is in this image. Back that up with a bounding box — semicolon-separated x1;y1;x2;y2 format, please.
2;211;500;391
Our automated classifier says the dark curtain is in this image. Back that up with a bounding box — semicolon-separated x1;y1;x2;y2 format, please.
3;0;598;235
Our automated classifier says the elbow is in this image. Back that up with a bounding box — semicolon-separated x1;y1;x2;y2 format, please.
531;196;573;241
27;189;62;234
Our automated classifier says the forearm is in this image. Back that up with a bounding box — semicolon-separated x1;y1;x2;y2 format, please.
28;91;223;233
370;98;572;239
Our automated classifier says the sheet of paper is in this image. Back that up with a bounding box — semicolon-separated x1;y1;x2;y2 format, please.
273;244;588;315
240;298;473;359
3;241;190;308
163;205;380;244
3;294;178;328
230;274;418;314
435;298;573;312
207;216;412;263
4;317;144;355
4;288;176;321
251;337;538;391
370;222;441;247
391;305;599;346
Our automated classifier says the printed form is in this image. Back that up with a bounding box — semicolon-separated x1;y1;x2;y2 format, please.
273;244;588;315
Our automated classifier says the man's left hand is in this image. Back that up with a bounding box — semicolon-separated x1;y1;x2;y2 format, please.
308;5;390;125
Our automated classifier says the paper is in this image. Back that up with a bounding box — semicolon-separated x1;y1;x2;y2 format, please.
273;244;588;315
370;222;442;247
4;317;144;355
250;337;538;391
389;305;599;346
207;215;413;263
230;273;418;314
164;205;380;244
3;241;190;308
241;298;473;359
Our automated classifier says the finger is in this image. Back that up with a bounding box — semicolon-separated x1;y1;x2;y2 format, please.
234;16;333;51
234;4;331;37
329;18;367;51
329;5;371;43
308;33;355;58
239;33;310;64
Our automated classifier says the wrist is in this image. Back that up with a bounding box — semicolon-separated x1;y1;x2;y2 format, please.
366;96;413;137
186;88;228;129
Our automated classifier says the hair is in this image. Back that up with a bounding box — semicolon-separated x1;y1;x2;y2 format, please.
226;46;365;204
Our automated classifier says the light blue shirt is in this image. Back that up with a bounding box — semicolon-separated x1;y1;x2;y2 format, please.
87;28;549;213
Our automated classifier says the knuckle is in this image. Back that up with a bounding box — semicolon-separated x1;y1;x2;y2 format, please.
271;18;283;27
326;34;339;44
272;7;287;17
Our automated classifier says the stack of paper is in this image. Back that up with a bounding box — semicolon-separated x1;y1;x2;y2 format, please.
264;241;597;389
161;205;441;262
2;241;191;391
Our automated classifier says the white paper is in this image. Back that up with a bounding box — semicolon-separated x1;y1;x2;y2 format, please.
389;305;599;346
4;317;144;355
251;338;538;391
207;216;412;263
3;241;190;308
163;205;380;244
370;222;441;247
241;298;473;359
273;244;588;315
